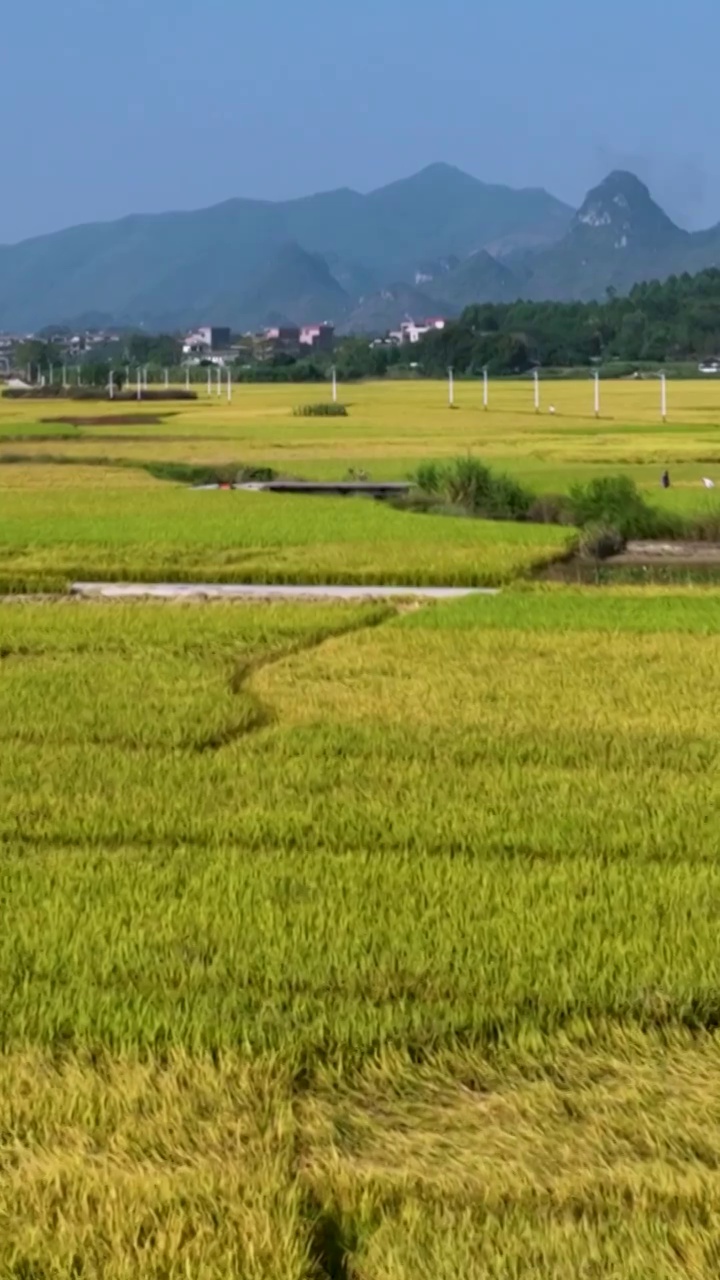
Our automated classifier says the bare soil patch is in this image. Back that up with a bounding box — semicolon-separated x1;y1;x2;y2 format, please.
616;539;720;565
540;538;720;582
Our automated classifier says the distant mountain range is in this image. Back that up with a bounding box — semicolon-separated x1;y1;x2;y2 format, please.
3;165;720;333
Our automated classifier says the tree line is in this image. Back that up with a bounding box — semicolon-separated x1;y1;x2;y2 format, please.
12;268;720;384
418;270;720;375
13;334;183;383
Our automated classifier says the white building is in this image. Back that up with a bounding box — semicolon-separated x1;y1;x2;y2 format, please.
182;326;231;356
390;317;447;345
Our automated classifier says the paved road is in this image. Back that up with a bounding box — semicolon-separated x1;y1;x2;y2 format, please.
70;582;499;601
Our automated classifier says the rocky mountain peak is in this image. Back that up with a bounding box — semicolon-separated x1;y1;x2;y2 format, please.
574;170;682;248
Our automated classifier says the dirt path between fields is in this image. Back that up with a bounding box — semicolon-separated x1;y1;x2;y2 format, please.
69;582;499;601
612;540;720;566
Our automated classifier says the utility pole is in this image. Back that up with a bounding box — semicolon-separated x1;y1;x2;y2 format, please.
483;367;488;411
660;371;667;422
533;368;540;414
331;365;338;404
594;370;600;419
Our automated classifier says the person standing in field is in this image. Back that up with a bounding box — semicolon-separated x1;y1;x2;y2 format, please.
661;469;670;489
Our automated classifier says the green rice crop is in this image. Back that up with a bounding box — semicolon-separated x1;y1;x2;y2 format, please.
3;592;720;1050
8;376;720;1274
6;377;720;509
0;476;573;589
407;581;720;632
4;589;720;1276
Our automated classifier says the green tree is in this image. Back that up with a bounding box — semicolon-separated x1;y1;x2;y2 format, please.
14;339;63;380
415;268;720;372
125;334;181;367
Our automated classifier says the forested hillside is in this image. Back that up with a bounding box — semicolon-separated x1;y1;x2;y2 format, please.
416;269;720;375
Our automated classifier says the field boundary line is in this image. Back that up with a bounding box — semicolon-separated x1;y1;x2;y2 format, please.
195;605;395;752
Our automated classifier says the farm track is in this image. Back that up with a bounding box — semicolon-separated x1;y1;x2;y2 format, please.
69;581;499;601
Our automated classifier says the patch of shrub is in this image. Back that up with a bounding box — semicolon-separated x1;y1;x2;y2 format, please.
413;461;444;494
407;461;697;544
688;505;720;542
143;461;278;486
481;471;535;520
293;403;348;417
110;389;198;402
568;475;684;539
390;490;446;514
578;523;626;560
3;387;198;402
414;456;535;520
234;464;278;484
0;452;116;467
526;493;575;526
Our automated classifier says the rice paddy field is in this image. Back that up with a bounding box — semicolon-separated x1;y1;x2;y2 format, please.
5;380;720;1276
3;377;720;589
0;463;573;591
5;375;720;490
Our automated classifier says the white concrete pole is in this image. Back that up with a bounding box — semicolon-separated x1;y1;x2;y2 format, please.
227;368;232;402
108;369;114;400
216;364;222;397
483;367;488;410
164;368;169;389
533;368;540;414
207;367;212;395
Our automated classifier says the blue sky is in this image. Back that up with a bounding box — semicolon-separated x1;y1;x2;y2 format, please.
1;0;717;242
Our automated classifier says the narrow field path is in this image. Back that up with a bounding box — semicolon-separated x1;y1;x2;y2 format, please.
70;582;499;601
